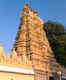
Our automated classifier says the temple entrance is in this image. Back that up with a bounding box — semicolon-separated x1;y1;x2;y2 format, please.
49;77;54;80
34;69;49;80
49;72;61;80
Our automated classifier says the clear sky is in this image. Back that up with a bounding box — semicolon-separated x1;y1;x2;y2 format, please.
0;0;66;53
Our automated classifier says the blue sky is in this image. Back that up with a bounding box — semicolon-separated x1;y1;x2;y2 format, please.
0;0;66;53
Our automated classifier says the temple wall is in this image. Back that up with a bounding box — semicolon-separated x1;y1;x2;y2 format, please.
0;72;34;80
0;65;34;80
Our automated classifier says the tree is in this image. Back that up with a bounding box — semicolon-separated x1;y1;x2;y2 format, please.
43;21;66;67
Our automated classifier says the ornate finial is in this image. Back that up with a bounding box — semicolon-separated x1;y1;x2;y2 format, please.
6;53;10;58
24;0;32;6
0;42;2;46
11;48;17;58
0;43;4;54
24;0;28;4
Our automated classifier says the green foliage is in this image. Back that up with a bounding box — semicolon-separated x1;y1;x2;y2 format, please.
43;21;66;67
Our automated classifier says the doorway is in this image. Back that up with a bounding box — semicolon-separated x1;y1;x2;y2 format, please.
49;77;54;80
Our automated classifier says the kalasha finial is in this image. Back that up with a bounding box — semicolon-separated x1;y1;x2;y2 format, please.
24;0;32;6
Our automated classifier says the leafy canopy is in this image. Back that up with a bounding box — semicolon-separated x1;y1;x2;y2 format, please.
43;21;66;67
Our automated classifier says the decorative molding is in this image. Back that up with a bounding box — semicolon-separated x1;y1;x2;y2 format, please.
0;65;34;75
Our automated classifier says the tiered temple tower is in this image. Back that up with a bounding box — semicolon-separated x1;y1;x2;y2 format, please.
0;4;66;80
13;4;54;79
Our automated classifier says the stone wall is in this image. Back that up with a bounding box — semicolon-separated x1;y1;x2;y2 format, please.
34;69;50;80
0;65;34;80
0;72;34;80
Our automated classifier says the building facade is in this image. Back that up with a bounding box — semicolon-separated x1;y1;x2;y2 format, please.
0;4;66;80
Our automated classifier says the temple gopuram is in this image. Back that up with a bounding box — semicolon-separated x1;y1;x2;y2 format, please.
0;4;66;80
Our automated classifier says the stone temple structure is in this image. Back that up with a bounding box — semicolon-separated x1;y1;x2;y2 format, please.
0;4;66;80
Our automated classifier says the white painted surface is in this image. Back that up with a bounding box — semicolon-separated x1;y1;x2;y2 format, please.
62;75;66;79
0;65;34;74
